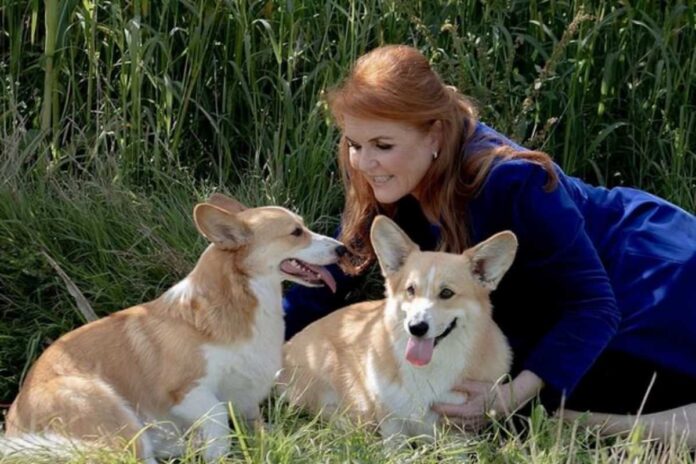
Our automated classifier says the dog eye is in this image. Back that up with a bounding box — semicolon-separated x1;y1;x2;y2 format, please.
406;285;415;296
291;227;303;237
439;288;455;300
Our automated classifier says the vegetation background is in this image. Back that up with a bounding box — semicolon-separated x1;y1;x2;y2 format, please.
1;0;694;462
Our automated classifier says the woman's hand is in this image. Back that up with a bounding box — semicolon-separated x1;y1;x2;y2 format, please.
431;379;515;431
431;370;544;431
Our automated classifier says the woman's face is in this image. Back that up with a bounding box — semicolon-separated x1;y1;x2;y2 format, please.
342;114;441;204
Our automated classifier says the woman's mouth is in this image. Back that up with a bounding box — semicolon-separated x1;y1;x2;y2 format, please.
371;175;394;185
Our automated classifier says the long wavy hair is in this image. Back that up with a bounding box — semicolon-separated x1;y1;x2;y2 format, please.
327;45;557;275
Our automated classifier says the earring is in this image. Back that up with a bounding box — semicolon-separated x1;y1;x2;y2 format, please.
432;151;439;160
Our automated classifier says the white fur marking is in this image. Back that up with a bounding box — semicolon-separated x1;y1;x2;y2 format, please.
295;232;342;265
170;386;230;461
164;277;195;306
426;266;436;299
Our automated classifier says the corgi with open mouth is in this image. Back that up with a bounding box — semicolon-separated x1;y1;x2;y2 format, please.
4;194;345;462
281;215;514;438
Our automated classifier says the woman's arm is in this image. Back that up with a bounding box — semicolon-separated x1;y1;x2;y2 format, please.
436;160;622;425
491;161;620;402
562;404;696;448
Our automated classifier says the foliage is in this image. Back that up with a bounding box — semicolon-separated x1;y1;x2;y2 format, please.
1;0;695;460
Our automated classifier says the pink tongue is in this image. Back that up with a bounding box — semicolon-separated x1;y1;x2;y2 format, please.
405;336;435;366
304;263;337;293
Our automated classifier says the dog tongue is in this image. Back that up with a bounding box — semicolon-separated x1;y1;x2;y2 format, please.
303;262;337;293
405;336;435;366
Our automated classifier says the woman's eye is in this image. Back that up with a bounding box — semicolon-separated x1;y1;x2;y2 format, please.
376;143;393;150
439;288;455;300
291;227;303;237
406;285;415;296
347;142;361;150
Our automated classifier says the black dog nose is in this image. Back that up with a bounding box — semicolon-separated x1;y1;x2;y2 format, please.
408;321;429;337
335;245;348;257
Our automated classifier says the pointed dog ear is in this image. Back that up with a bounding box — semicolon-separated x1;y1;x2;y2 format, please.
193;203;251;250
370;215;418;276
205;193;247;215
467;231;518;290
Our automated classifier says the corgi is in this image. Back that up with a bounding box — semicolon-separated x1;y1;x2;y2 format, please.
280;215;515;439
3;194;345;463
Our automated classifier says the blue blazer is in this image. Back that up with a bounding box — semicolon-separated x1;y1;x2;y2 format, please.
283;122;696;405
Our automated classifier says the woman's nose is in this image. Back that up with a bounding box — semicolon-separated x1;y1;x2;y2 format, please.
355;149;378;171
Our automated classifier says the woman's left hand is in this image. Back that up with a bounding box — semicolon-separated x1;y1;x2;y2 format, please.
431;380;514;431
431;370;544;431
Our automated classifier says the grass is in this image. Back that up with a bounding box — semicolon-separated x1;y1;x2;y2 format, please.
1;0;695;462
1;400;695;463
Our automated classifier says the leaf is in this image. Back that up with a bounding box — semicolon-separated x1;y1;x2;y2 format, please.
41;251;98;323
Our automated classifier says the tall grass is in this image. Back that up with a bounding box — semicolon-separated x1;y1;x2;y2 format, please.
1;0;695;461
2;1;693;204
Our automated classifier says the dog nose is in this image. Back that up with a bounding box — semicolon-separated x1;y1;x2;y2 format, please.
408;321;429;337
335;245;348;257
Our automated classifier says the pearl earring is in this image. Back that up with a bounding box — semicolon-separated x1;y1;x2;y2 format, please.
432;151;439;160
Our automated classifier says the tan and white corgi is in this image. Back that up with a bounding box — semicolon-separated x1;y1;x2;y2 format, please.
3;194;344;463
280;215;515;439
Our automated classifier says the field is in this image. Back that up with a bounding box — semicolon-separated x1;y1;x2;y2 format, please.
1;0;695;462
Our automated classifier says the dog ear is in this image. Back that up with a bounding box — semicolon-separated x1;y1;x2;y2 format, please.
205;193;247;215
467;231;518;290
194;203;252;250
370;215;418;276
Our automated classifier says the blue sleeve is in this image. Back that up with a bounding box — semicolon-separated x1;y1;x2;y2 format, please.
482;161;621;401
283;263;358;340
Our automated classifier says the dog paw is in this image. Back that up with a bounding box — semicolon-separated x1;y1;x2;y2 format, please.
202;439;229;463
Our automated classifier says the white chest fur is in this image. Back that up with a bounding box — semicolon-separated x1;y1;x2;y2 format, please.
366;327;472;437
157;277;285;460
198;276;284;412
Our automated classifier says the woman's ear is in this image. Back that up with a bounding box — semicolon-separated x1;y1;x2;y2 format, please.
428;120;444;154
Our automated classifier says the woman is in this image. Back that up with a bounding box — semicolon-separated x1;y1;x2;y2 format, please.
283;45;696;444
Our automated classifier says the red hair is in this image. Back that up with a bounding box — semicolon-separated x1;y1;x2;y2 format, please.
327;45;556;274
